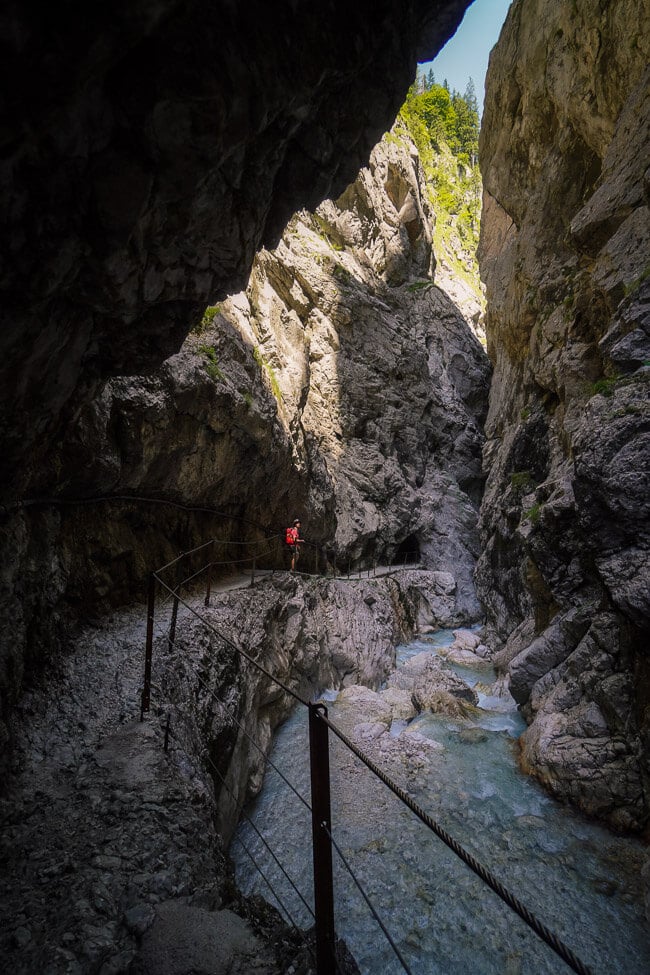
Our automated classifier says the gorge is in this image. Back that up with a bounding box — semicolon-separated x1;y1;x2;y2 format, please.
1;0;649;972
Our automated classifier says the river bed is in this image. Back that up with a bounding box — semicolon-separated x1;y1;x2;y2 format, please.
231;632;649;974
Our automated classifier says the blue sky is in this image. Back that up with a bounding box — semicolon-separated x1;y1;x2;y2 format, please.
418;0;512;115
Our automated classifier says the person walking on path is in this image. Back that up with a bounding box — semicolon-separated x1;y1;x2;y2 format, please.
286;519;304;572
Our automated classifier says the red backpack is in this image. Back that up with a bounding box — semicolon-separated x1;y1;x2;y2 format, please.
285;526;296;546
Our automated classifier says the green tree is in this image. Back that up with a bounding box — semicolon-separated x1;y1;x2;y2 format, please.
452;91;479;159
464;77;478;115
406;83;457;149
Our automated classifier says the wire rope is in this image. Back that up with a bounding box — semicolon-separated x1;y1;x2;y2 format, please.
153;575;309;708
156;619;411;975
165;721;317;968
146;557;595;975
154;614;313;817
320;712;594;975
187;730;315;926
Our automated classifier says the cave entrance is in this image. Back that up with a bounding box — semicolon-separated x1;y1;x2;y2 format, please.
392;534;420;566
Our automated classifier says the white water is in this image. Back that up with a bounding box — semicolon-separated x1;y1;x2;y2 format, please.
232;633;650;974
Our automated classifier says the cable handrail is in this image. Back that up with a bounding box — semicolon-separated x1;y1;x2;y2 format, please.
155;619;312;816
320;711;594;975
164;721;318;970
144;558;596;975
324;823;412;975
153;573;309;708
154;609;414;975
156;539;281;576
4;490;324;552
171;723;315;923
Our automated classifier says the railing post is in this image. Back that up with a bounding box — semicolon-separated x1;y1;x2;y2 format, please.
308;703;336;975
163;713;171;752
250;555;256;587
205;544;213;607
168;588;179;651
141;572;155;719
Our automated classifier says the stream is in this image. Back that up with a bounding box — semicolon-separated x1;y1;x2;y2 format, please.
232;631;650;975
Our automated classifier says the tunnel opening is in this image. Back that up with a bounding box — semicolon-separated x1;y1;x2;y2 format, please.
392;533;421;566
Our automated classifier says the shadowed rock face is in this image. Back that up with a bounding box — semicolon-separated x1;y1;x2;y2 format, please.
478;0;650;829
0;0;476;770
0;0;470;501
0;129;489;693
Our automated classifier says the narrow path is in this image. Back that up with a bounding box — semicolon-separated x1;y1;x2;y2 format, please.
0;565;416;972
0;579;274;974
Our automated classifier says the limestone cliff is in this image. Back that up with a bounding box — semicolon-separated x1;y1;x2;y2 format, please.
478;0;650;829
0;0;475;771
219;132;490;602
0;0;470;503
1;128;490;771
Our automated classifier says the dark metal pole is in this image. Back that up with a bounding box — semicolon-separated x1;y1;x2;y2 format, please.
250;555;256;587
141;572;155;719
168;590;179;651
308;703;336;975
205;550;213;607
163;713;171;752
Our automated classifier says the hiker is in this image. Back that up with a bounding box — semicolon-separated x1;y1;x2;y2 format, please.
285;519;303;571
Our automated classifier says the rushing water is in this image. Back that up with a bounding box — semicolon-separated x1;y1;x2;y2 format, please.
231;633;650;974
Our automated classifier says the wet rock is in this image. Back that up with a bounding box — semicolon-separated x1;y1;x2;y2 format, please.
354;722;388;741
452;628;481;651
388;652;478;715
334;686;393;729
439;644;493;669
379;687;417;722
458;727;489;744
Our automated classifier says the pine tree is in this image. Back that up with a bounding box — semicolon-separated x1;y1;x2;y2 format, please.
464;77;478;115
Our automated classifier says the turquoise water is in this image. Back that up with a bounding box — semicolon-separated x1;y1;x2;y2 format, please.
232;635;649;974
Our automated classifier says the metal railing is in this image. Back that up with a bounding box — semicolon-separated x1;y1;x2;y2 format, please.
140;544;595;975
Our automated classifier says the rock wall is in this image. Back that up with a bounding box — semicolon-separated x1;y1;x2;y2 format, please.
164;570;464;843
477;0;650;829
220;133;490;596
0;0;470;503
0;0;477;773
1;127;490;774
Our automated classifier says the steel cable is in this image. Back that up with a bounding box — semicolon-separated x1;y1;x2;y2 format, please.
148;560;594;975
231;830;304;927
157;539;279;575
153;574;309;708
158;621;412;975
165;723;316;967
155;616;313;816
320;712;594;975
